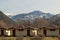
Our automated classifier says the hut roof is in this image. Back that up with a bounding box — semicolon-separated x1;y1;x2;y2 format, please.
46;24;59;29
14;24;25;29
14;22;60;30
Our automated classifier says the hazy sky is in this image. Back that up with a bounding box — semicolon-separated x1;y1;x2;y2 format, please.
0;0;60;15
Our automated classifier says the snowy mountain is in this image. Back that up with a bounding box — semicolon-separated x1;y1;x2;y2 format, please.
11;10;54;21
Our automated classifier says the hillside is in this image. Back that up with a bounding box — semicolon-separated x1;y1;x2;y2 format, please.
0;11;15;27
48;14;60;26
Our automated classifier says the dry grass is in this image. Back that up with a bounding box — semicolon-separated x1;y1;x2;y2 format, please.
43;37;58;40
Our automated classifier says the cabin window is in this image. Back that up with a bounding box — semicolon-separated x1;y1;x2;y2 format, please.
6;30;11;36
50;29;55;31
19;29;24;31
32;30;37;36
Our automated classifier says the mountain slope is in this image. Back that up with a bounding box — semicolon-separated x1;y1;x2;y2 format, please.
48;14;60;26
0;11;15;27
11;10;54;21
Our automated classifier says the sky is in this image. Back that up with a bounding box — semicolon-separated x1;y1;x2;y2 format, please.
0;0;60;15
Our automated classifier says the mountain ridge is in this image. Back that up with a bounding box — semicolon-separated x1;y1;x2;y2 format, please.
11;10;54;21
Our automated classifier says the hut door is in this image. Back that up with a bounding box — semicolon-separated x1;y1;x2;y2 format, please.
27;30;30;36
13;30;16;36
43;29;46;36
1;30;4;36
